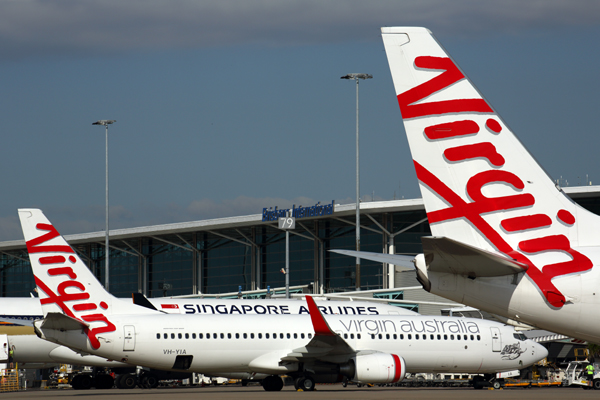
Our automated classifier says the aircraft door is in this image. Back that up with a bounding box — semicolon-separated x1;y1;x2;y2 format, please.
490;327;501;352
123;325;136;351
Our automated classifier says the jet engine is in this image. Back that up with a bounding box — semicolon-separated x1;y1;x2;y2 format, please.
340;353;406;383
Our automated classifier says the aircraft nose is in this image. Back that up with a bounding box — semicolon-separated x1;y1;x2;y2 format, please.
535;341;548;360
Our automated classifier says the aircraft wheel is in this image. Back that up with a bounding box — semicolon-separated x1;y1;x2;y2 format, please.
70;374;82;390
119;373;137;389
95;373;114;389
78;374;93;390
300;376;315;391
342;381;347;388
142;373;159;388
262;375;283;391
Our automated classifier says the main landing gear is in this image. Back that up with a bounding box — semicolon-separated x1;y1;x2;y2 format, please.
294;375;316;391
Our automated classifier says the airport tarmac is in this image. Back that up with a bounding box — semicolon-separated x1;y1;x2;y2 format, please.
7;385;600;400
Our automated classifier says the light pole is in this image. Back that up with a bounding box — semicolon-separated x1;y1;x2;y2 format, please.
92;119;116;292
341;73;372;290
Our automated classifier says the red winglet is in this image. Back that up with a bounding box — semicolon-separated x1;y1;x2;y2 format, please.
306;296;336;336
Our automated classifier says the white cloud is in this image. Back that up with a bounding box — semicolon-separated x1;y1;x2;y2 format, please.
1;0;600;60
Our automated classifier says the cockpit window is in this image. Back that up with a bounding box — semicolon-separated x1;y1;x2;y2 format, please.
513;333;527;341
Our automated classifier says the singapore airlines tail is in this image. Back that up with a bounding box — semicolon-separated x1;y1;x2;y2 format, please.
380;27;600;309
18;208;156;349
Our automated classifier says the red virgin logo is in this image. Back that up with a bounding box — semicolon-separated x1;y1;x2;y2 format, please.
400;56;592;308
28;223;116;349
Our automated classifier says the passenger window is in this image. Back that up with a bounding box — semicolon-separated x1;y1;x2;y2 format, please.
408;334;412;340
415;334;419;339
164;333;167;339
437;334;441;340
378;334;382;339
470;335;474;340
258;333;262;339
286;333;290;339
199;333;203;339
206;333;210;339
213;333;217;339
344;333;348;339
464;335;467;340
171;333;175;339
251;333;255;339
422;334;426;340
444;335;448;340
357;334;360;339
400;334;404;340
192;333;196;339
243;333;247;339
236;333;239;339
228;333;231;339
386;334;390;339
156;333;160;339
178;333;182;339
280;333;284;339
309;333;313;339
266;333;270;339
450;335;454;340
371;334;375;339
351;334;355;339
430;335;434;340
294;333;297;339
301;333;305;339
185;333;189;339
456;335;460;340
477;335;481;341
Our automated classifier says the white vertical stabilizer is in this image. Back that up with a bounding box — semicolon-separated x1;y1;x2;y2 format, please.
18;208;155;349
381;27;600;308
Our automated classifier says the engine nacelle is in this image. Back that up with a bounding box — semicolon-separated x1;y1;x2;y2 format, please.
342;353;406;383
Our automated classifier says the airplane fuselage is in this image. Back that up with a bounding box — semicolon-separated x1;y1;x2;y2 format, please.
36;313;543;377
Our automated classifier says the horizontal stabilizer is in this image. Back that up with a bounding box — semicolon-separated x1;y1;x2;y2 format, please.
422;237;528;278
330;250;415;269
37;312;89;331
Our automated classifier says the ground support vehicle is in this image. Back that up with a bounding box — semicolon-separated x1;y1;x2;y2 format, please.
562;361;600;390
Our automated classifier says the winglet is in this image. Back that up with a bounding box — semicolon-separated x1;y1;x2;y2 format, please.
306;296;336;336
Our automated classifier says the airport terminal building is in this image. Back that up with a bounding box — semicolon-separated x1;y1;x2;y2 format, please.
1;186;599;315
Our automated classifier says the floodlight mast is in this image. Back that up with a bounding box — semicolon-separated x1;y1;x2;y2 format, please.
341;73;372;290
92;119;116;292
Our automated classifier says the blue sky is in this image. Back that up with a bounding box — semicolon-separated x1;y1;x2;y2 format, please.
1;1;600;240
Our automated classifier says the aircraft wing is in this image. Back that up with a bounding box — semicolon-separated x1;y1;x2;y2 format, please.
329;250;415;269
280;296;355;362
422;236;528;277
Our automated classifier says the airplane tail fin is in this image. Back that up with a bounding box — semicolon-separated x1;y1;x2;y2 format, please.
18;209;155;348
381;27;600;308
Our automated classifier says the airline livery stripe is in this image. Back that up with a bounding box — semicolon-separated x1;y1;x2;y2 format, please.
397;56;493;119
501;214;552;232
444;142;505;167
39;256;66;264
424;120;479;140
392;354;401;382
